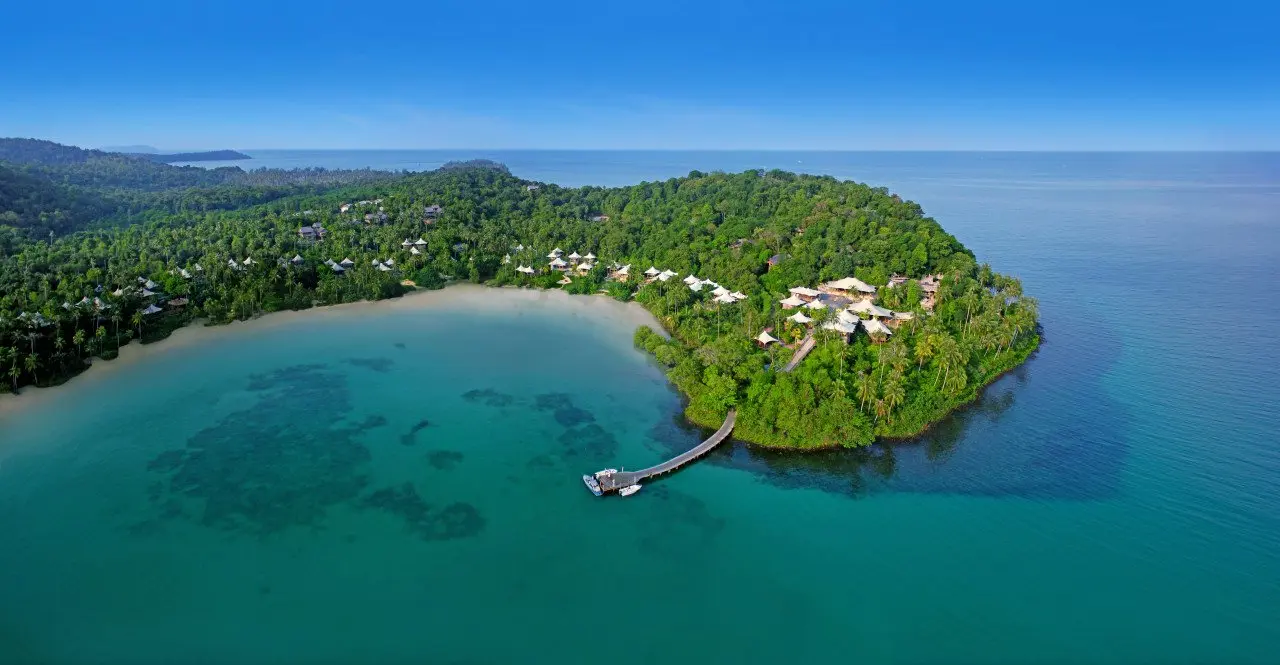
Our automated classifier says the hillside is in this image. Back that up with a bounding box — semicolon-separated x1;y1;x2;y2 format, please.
0;139;406;239
0;165;1039;449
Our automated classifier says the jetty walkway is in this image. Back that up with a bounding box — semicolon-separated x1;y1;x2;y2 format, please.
781;334;815;373
595;410;736;493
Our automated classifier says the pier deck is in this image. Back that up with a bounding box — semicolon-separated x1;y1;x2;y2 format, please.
595;410;736;493
781;334;815;373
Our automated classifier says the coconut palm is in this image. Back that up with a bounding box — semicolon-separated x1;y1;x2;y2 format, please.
855;371;876;412
73;329;86;359
883;370;906;423
24;354;37;385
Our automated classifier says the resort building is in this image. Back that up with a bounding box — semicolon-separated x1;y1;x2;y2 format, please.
548;248;563;258
788;311;813;324
516;265;535;275
549;257;568;271
849;300;894;318
714;293;737;304
142;304;163;315
576;262;594;274
658;270;678;282
779;294;805;309
340;258;355;267
788;286;822;302
755;330;781;346
290;255;304;265
683;274;700;285
610;264;631;282
821;277;876;298
862;317;893;341
568;251;582;263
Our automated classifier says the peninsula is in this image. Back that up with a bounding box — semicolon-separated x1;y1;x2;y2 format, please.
0;139;1039;449
135;149;252;163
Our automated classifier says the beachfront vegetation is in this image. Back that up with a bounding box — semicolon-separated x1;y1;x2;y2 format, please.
0;139;1039;448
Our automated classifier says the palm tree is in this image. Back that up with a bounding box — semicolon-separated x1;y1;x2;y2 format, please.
915;332;937;369
24;354;37;385
111;312;122;349
95;326;107;355
855;371;876;412
73;329;86;359
935;335;967;395
883;370;906;423
8;363;19;390
132;311;144;339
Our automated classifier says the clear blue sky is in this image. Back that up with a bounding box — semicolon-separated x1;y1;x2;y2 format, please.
2;0;1277;150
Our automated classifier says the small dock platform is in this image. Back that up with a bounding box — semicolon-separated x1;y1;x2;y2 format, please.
591;410;736;494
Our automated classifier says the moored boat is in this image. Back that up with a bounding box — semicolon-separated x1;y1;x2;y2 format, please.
618;484;642;497
582;474;603;496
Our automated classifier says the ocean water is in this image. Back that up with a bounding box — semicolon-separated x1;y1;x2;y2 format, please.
3;152;1280;664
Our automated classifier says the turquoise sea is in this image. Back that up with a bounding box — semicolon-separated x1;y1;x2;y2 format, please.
3;152;1279;664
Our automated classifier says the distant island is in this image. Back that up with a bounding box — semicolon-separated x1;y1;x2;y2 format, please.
0;138;1039;450
133;150;252;163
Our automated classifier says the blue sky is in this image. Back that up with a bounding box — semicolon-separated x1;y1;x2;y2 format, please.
2;0;1277;150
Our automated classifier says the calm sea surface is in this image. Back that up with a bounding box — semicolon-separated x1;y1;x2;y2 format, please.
3;152;1279;664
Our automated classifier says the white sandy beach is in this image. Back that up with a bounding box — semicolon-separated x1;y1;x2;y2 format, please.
0;284;666;420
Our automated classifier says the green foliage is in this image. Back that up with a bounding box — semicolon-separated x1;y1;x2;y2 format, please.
0;145;1039;451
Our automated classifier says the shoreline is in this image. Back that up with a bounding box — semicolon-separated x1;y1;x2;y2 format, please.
0;284;666;420
2;282;1039;454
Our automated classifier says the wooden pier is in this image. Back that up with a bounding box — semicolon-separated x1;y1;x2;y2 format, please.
594;410;736;493
781;334;815;373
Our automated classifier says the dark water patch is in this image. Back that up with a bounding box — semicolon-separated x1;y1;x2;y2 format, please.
462;388;515;407
344;357;395;372
358;483;485;541
146;449;187;473
535;392;596;427
525;453;557;470
245;363;329;391
427;450;464;470
556;423;618;464
359;414;388;430
126;518;166;538
400;418;431;446
258;583;272;596
393;342;406;350
636;486;726;557
143;364;375;537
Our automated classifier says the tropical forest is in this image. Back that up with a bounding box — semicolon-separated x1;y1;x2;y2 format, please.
0;138;1039;449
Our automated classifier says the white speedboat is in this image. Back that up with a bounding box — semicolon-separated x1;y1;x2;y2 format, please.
594;468;618;478
582;474;602;496
618;484;642;497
